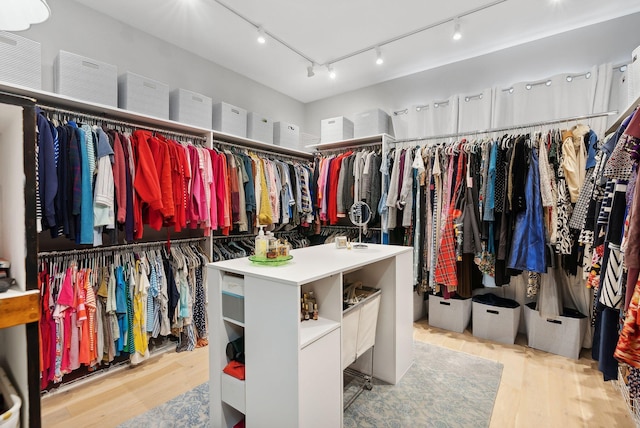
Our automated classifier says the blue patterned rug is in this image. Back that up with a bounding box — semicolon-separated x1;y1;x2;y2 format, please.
119;341;502;427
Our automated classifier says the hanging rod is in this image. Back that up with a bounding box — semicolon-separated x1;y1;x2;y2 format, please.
37;104;208;142
391;110;618;145
320;225;382;231
212;139;311;162
38;237;206;258
314;141;382;155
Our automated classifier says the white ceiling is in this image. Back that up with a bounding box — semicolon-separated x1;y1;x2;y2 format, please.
73;0;640;103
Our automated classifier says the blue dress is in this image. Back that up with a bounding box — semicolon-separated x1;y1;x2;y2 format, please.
508;148;546;273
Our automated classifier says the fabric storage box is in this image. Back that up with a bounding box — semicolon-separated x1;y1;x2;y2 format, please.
247;112;274;144
472;294;521;345
524;303;587;359
0;366;21;428
273;121;300;148
321;116;354;143
213;102;247;137
221;273;244;324
354;108;390;138
118;72;169;119
54;50;117;107
0;31;41;89
342;287;381;370
170;88;212;129
428;295;472;333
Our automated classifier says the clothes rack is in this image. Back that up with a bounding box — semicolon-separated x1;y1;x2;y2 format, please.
37;104;208;143
391;110;618;145
37;237;206;258
212;138;311;162
314;141;382;156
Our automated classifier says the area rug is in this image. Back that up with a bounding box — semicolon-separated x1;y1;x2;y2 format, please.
119;341;502;427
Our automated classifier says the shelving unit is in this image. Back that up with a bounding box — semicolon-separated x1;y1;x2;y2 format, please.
208;243;413;428
0;92;39;427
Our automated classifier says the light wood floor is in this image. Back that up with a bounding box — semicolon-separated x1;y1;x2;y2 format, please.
41;320;635;427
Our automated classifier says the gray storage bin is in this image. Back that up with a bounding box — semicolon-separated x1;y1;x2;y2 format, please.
213;102;247;137
354;108;390;138
119;71;169;119
321;116;354;143
247;112;274;144
0;31;41;89
54;50;117;106
170;88;212;129
524;303;587;359
428;295;472;333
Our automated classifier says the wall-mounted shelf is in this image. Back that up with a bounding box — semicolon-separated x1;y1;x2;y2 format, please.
0;289;39;329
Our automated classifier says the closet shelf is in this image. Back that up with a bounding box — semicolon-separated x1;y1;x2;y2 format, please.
0;288;39;329
221;372;246;413
300;317;340;349
222;317;245;328
308;134;392;151
606;95;640;135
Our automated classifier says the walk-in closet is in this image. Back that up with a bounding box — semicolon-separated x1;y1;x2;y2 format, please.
0;1;640;427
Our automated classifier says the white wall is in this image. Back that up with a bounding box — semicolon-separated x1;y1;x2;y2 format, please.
304;13;640;136
19;0;305;128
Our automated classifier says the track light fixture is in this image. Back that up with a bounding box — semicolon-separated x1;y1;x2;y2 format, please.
375;47;384;65
327;64;336;79
257;26;266;44
452;18;462;41
307;63;315;78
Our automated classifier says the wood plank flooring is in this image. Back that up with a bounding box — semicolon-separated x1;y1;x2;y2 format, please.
41;320;635;427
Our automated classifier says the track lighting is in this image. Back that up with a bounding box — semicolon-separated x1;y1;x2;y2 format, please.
452;18;462;41
375;47;384;65
416;105;428;112
257;26;266;44
307;63;315;78
566;75;573;82
620;65;628;72
327;64;336;79
545;80;552;86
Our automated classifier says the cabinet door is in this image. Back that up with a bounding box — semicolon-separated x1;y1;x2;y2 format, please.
299;328;341;428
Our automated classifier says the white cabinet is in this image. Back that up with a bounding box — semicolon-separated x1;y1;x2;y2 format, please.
208;243;413;428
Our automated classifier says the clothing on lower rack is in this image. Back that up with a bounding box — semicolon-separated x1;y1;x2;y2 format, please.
37;241;209;390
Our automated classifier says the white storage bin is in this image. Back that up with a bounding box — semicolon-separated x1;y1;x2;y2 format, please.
524;303;587;359
321;116;354;143
247;112;274;144
213;102;247;137
0;367;21;428
0;31;41;89
428;295;472;333
354;108;390;138
170;88;212;129
273;121;300;148
472;301;521;345
221;373;245;413
118;72;169;119
342;288;381;370
54;50;117;107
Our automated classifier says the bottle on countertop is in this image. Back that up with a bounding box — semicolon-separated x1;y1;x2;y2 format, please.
255;225;267;258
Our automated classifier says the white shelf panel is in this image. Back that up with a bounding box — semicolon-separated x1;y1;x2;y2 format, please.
221;372;246;414
300;317;340;349
223;317;245;328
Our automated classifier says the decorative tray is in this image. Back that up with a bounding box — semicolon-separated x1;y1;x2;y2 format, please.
248;255;293;266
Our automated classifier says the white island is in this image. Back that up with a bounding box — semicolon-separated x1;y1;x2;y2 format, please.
207;243;414;428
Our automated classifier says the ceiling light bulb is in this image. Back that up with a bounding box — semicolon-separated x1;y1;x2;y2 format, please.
375;47;384;65
566;75;573;82
545;80;552;86
434;103;439;108
586;72;592;79
327;64;336;79
620;65;628;72
509;88;514;94
465;97;470;102
307;63;315;78
257;26;266;44
452;18;462;41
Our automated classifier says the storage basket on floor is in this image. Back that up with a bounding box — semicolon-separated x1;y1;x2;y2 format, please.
428;295;472;333
0;367;21;428
524;302;587;359
472;294;520;344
